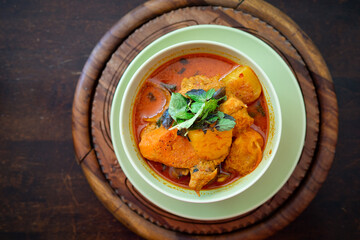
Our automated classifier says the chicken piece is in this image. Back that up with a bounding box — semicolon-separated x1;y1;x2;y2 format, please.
220;97;254;136
179;75;223;95
224;128;264;176
187;128;233;160
189;159;222;193
139;126;200;168
222;66;262;104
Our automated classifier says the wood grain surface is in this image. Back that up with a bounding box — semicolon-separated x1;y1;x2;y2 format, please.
0;0;359;240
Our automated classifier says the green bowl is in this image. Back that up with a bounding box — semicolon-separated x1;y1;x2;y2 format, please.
118;40;282;203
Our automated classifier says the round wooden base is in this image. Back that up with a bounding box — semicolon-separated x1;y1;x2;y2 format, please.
72;0;338;239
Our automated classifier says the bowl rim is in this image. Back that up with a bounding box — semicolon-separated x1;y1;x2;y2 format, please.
119;39;282;203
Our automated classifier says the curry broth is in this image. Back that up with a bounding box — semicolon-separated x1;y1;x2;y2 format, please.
133;53;269;190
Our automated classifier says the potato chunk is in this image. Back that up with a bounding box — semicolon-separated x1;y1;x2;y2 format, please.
139;126;200;168
220;97;254;136
224;128;264;176
222;66;261;104
187;128;233;160
179;75;223;95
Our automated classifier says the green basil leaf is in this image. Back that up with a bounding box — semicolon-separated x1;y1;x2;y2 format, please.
185;89;207;102
217;111;225;119
215;118;236;131
205;114;218;123
176;119;186;124
168;93;189;120
175;111;194;120
167;88;235;133
170;103;205;131
205;99;218;112
190;102;203;113
206;88;216;100
201;99;218;120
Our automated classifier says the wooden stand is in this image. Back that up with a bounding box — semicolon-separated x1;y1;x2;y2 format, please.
72;0;338;238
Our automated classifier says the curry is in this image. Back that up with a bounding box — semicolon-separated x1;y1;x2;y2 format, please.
133;53;269;195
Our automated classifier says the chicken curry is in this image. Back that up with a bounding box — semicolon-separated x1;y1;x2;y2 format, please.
133;53;269;195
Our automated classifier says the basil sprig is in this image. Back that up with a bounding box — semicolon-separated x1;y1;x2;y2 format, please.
161;87;235;135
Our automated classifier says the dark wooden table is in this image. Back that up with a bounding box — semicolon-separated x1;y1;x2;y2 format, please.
0;0;358;239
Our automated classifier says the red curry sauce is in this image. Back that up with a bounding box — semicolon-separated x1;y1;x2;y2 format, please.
133;53;269;190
